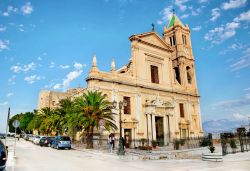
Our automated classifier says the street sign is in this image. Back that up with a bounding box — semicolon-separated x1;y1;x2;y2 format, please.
12;120;20;128
99;119;105;126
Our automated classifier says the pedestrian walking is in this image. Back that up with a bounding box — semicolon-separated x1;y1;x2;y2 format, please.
108;134;113;153
111;134;115;150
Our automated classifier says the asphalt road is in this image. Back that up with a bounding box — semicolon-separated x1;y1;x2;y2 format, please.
5;138;250;171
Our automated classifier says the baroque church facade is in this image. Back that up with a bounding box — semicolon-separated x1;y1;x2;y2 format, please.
38;14;203;146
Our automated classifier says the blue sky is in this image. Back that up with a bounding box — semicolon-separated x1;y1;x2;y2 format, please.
0;0;250;132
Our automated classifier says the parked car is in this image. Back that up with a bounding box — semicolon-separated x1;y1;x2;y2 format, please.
0;139;7;171
33;136;41;144
28;135;34;142
39;137;54;147
51;136;71;150
0;134;6;139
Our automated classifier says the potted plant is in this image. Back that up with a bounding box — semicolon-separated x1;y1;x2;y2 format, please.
209;145;215;153
229;139;237;153
174;139;180;150
151;140;157;148
180;139;185;146
140;138;147;146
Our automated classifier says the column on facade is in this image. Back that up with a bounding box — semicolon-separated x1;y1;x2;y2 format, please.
152;114;156;140
146;113;152;142
131;128;136;148
163;115;168;145
122;128;125;137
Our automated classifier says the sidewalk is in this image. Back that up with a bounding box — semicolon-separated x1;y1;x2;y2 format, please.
3;137;16;171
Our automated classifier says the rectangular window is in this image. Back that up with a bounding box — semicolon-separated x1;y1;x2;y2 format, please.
169;37;172;46
179;103;184;118
151;65;159;84
123;96;131;114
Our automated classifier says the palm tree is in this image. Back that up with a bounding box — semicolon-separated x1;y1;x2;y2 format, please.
38;107;58;135
74;90;117;149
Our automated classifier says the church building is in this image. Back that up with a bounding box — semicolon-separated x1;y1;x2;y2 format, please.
38;14;203;146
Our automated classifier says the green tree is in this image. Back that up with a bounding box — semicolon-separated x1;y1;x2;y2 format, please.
74;90;117;149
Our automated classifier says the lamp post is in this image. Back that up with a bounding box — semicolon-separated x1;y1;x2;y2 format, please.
112;99;127;155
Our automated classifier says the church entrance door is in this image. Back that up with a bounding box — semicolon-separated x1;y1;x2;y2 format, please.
155;116;164;146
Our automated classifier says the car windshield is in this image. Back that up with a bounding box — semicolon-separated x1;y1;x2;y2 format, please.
60;137;70;141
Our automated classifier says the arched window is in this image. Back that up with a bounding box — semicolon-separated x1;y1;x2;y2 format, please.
186;66;192;84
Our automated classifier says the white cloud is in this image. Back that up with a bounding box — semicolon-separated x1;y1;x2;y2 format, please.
73;62;86;70
2;5;18;17
222;0;247;10
210;8;220;21
0;101;8;106
49;62;55;68
234;10;250;22
37;57;42;61
10;62;36;73
0;40;10;51
157;6;173;25
180;14;189;19
8;75;16;85
192;26;202;31
244;87;250;91
21;2;33;15
0;26;6;32
233;113;249;120
204;21;239;44
62;70;83;89
53;70;83;90
53;84;62;90
59;65;70;69
24;75;44;84
53;63;86;90
175;0;188;12
7;93;14;97
213;93;250;109
230;48;250;71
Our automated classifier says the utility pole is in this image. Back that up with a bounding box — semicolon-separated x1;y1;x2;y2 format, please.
5;107;10;145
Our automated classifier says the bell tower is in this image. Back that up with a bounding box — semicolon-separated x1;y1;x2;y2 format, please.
163;14;198;93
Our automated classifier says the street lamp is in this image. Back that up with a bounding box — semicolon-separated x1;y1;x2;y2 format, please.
112;99;127;155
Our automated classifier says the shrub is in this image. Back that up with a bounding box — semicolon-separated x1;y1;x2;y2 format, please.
151;140;157;148
180;139;185;146
229;139;237;149
140;138;147;146
138;146;152;150
200;138;212;147
174;139;180;150
209;145;215;153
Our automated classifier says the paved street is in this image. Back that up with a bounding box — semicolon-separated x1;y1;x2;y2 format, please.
4;138;250;171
